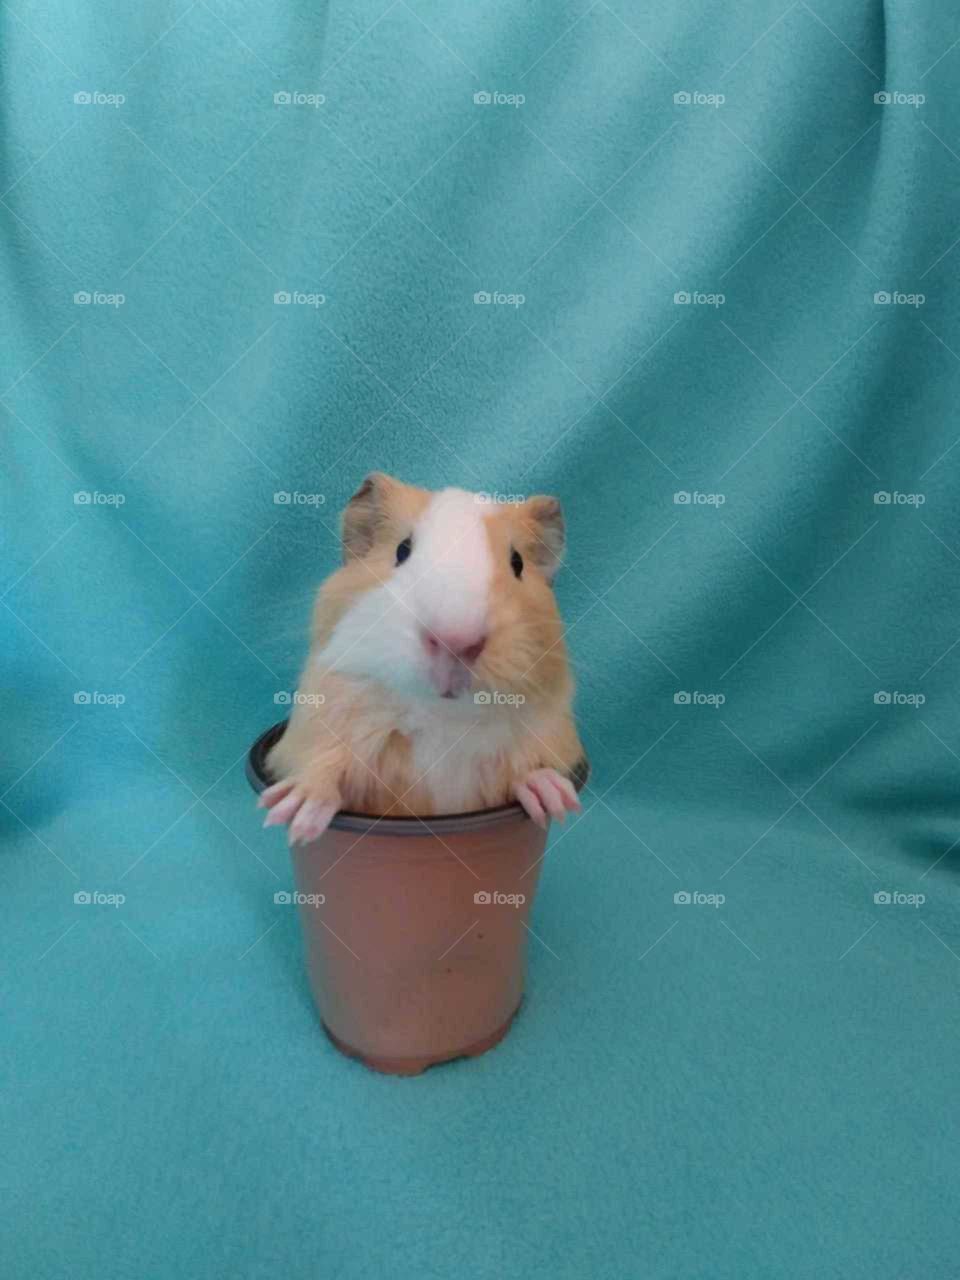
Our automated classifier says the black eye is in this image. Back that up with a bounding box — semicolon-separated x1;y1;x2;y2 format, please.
396;537;412;565
510;548;523;579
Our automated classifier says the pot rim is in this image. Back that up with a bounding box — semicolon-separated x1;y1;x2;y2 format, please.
246;720;589;836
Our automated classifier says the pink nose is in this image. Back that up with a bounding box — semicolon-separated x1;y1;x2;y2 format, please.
421;628;487;664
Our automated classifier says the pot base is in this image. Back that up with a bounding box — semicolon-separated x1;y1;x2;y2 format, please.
322;1004;521;1076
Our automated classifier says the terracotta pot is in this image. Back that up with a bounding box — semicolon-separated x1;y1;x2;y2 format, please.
247;722;587;1076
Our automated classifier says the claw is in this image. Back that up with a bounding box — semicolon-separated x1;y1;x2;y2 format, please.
513;768;581;828
259;777;340;844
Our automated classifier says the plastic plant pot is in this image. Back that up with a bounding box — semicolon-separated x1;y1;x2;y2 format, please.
247;722;587;1076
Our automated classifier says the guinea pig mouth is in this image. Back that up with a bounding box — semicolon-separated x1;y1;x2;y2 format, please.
427;656;474;700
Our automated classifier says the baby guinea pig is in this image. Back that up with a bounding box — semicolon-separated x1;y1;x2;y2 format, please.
259;472;584;844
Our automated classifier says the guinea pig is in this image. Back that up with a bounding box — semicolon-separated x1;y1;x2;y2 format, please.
259;472;584;844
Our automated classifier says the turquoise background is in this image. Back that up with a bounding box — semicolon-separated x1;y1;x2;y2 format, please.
3;2;960;1276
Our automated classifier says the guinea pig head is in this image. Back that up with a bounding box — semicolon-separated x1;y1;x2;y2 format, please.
317;473;571;709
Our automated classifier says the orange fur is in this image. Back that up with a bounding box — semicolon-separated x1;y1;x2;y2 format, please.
267;474;583;817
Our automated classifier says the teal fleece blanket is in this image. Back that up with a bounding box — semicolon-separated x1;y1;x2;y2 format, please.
3;2;960;1276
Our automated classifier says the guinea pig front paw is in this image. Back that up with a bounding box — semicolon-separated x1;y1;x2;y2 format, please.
513;768;582;829
258;779;340;847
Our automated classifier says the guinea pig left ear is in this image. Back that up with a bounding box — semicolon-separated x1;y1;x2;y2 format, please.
520;495;565;581
342;472;395;560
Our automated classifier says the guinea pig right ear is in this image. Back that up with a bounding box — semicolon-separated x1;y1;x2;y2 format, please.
520;495;565;581
342;472;396;560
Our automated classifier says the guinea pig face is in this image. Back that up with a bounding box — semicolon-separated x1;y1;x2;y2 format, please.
316;473;570;710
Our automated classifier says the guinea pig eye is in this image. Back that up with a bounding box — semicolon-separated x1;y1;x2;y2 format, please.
510;548;523;579
395;537;412;565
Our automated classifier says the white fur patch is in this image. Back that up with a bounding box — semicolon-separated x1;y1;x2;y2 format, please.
318;487;493;701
